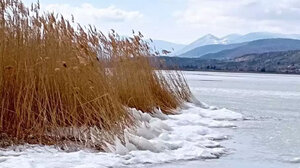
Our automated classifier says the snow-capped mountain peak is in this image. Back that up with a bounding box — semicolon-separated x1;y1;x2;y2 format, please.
220;34;242;44
201;33;218;39
146;39;186;56
196;34;220;44
175;34;223;55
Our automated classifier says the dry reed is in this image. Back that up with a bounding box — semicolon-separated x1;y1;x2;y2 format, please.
103;33;192;114
0;0;191;149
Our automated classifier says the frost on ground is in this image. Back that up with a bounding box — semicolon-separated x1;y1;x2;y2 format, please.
0;102;243;168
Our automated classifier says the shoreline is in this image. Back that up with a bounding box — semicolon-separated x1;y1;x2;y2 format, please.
162;69;300;76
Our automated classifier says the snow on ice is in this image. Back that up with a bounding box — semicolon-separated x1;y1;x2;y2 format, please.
0;102;243;168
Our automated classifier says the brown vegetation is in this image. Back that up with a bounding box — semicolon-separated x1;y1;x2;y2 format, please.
0;0;191;149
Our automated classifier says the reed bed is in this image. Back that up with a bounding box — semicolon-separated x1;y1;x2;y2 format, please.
0;0;191;149
104;33;191;114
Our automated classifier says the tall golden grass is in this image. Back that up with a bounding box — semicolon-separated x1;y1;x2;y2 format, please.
0;0;191;149
105;33;191;114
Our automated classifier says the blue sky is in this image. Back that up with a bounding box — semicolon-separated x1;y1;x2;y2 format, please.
22;0;300;44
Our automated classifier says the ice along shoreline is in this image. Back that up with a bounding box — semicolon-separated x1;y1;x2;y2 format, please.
0;101;242;168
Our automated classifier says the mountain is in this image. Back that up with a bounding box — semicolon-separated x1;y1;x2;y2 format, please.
226;32;300;44
147;40;186;56
156;50;300;74
175;34;223;55
180;43;246;58
200;38;300;60
176;32;300;56
221;34;242;43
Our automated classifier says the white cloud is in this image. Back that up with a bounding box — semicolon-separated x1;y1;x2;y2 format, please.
44;3;143;24
176;0;300;37
22;0;300;43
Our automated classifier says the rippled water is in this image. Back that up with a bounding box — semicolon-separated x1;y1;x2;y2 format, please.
157;71;300;168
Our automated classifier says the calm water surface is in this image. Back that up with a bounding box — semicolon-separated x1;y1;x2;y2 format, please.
156;71;300;168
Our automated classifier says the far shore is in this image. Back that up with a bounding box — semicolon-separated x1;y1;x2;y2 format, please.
164;69;300;76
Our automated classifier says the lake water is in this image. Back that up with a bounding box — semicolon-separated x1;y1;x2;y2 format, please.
157;71;300;168
1;71;299;168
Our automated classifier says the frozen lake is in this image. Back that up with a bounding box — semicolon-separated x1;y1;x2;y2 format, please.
157;71;300;168
1;71;299;168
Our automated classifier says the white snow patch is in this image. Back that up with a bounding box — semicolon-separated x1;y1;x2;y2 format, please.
0;102;242;167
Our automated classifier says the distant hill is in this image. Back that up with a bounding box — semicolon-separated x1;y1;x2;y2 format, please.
147;40;186;56
175;34;224;55
200;38;300;60
226;32;300;44
156;50;300;74
179;43;246;58
175;32;300;56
